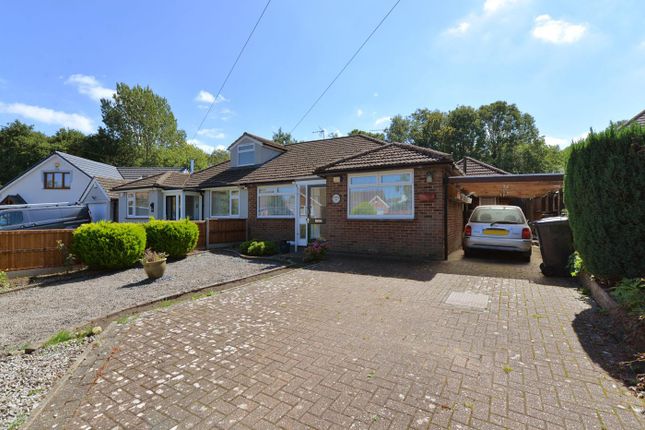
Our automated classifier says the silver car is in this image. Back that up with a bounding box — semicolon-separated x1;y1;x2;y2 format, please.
463;205;532;261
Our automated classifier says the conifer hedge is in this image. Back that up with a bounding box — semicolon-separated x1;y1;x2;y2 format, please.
564;125;645;278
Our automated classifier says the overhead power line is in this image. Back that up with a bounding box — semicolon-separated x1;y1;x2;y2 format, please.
289;0;402;134
192;0;272;140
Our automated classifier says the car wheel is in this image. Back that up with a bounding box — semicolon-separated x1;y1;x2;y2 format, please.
464;248;473;258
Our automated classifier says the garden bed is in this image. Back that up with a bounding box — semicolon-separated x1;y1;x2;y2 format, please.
0;251;284;352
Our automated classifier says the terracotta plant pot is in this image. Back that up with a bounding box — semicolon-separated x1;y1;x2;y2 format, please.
143;259;167;280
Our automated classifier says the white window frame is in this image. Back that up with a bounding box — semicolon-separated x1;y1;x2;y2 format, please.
347;169;414;220
257;184;296;219
209;187;240;218
127;191;150;218
237;143;255;166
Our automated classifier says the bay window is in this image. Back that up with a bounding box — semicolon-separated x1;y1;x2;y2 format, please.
237;143;255;166
127;192;150;218
257;185;296;218
211;189;240;217
348;171;414;219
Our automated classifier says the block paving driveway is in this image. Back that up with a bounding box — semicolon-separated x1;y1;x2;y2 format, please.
29;252;644;429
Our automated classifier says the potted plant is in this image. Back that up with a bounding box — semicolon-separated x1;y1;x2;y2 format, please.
141;249;168;280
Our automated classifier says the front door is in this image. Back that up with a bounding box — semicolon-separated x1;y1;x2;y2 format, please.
296;184;327;246
307;185;326;242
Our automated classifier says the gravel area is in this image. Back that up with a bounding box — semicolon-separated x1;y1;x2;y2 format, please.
0;251;283;351
0;338;91;429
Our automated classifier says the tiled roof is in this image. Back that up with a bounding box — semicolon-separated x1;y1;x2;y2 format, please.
228;132;287;153
55;151;122;179
113;171;191;191
95;177;130;199
455;157;509;176
624;109;645;127
117;167;186;180
190;134;386;187
315;143;452;174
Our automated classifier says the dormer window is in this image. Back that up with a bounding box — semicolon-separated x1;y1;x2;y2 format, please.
237;143;255;166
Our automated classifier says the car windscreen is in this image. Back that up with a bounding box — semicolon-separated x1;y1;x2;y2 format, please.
470;207;524;224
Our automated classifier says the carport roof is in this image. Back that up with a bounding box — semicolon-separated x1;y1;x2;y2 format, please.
448;173;563;198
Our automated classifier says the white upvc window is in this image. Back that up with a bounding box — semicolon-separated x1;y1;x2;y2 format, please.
210;189;240;218
347;170;414;220
127;192;150;218
237;143;255;166
257;185;296;218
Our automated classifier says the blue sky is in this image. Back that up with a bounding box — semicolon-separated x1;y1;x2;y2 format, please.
1;0;643;153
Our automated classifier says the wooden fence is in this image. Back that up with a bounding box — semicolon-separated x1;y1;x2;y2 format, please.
0;229;74;272
208;219;246;244
0;219;246;272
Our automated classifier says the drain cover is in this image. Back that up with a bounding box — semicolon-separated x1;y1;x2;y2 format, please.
445;292;489;310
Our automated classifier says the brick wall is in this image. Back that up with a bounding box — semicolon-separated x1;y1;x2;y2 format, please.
246;184;295;242
325;166;450;259
446;185;465;255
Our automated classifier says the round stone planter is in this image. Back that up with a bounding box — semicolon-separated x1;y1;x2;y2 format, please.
142;259;167;280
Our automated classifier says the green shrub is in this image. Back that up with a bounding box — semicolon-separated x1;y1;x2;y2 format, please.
144;218;199;259
239;239;278;256
72;222;146;269
0;270;9;289
564;125;645;278
611;278;645;317
567;251;584;277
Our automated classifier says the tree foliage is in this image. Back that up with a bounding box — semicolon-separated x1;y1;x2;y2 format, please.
385;101;564;173
564;125;645;278
272;127;298;145
348;129;385;140
101;83;188;166
209;148;230;165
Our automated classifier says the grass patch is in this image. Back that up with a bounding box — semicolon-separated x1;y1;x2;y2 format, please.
43;330;74;347
7;413;27;430
530;313;544;320
157;299;176;309
116;315;131;324
28;387;44;396
367;370;375;379
191;290;216;300
502;364;513;374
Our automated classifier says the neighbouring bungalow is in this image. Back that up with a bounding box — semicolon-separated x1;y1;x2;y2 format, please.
113;133;467;259
0;151;186;221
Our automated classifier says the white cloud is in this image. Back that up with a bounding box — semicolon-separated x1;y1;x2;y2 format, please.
196;128;226;139
374;116;391;127
195;90;227;105
219;107;234;121
0;101;94;133
483;0;518;14
373;92;379;97
188;138;226;154
545;131;589;149
356;108;364;117
532;15;587;44
446;21;471;35
65;74;114;102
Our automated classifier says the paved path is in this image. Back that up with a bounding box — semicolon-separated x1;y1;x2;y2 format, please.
29;252;644;429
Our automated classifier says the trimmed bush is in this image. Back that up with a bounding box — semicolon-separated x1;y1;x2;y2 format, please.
144;219;199;259
564;125;645;278
72;222;146;269
240;239;278;256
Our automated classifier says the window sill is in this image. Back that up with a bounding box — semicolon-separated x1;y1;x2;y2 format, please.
347;217;416;221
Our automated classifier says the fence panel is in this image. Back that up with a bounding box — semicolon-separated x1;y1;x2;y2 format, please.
208;219;246;244
192;221;206;249
0;229;74;272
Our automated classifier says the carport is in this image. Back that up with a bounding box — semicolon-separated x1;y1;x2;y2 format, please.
448;173;564;221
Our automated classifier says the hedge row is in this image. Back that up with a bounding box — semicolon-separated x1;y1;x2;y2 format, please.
72;219;199;269
564;124;645;278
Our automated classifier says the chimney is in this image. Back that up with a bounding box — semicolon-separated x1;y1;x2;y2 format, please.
189;159;195;174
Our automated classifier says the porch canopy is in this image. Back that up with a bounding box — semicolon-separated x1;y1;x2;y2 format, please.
448;173;564;199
